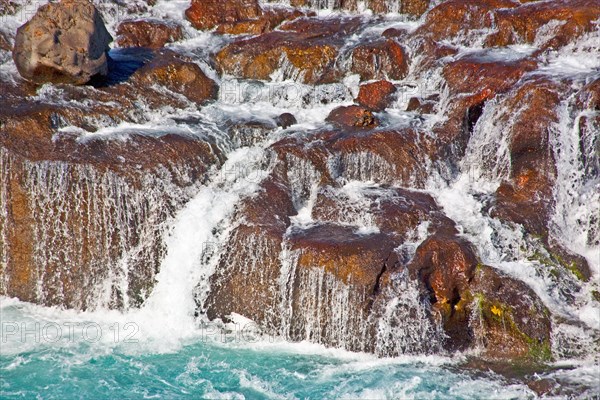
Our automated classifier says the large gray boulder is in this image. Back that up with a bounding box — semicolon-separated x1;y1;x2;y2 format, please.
12;0;113;85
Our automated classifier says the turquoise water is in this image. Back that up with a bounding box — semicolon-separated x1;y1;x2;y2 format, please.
0;298;546;400
0;338;537;399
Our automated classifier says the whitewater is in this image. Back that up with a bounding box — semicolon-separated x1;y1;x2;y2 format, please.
1;0;600;398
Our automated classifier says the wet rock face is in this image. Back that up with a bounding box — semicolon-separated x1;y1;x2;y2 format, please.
270;0;430;17
0;105;220;309
0;47;221;309
351;39;409;81
215;6;309;35
116;19;184;49
486;0;600;50
0;0;18;16
355;80;397;111
418;0;598;51
0;133;218;309
204;173;296;330
185;0;262;31
409;235;552;360
490;79;560;237
215;17;363;83
0;31;10;51
202;150;554;359
326;106;379;129
129;50;219;106
12;0;113;85
418;0;518;42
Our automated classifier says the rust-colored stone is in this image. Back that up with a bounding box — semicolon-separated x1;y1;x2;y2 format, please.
486;0;600;50
116;19;183;48
418;0;519;41
355;80;397;111
215;17;362;84
216;6;307;35
351;39;409;81
185;0;262;31
326;106;379;129
129;50;218;105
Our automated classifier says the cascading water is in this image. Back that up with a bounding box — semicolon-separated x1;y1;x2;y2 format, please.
1;0;600;398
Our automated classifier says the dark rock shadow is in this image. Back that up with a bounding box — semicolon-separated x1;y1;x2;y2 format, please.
89;47;155;87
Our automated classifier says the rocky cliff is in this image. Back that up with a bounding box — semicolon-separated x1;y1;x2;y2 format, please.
0;0;598;382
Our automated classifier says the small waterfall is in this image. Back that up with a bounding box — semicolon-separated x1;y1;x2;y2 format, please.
550;95;600;272
0;147;199;310
277;243;445;354
332;151;398;185
139;147;271;334
372;269;445;356
460;96;512;185
285;154;322;211
428;70;600;358
279;252;370;350
0;148;11;294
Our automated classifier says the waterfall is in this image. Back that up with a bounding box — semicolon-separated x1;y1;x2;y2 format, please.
0;147;199;310
550;95;600;273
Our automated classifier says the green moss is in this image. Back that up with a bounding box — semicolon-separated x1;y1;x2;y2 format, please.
525;335;553;362
592;290;600;303
474;292;553;363
475;263;484;274
527;249;587;282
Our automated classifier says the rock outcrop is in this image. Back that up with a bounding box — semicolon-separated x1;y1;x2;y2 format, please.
129;50;219;106
12;0;113;85
116;19;184;49
2;0;598;377
215;17;363;83
203;149;553;360
186;0;262;31
355;80;397;111
350;39;409;81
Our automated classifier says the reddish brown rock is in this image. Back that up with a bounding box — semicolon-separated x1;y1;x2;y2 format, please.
290;224;394;287
409;234;552;360
0;46;224;309
351;39;409;81
129;50;218;105
355;80;397;111
409;37;458;76
116;19;183;48
281;0;430;16
227;118;277;147
312;185;452;241
367;0;430;16
405;95;438;114
443;56;537;96
271;127;433;187
0;86;221;309
469;265;552;361
382;28;407;39
418;0;519;41
215;6;307;35
205;172;296;330
427;55;537;167
215;17;362;83
490;79;561;237
326;106;379;129
275;113;297;129
486;0;600;50
409;233;478;350
185;0;262;31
